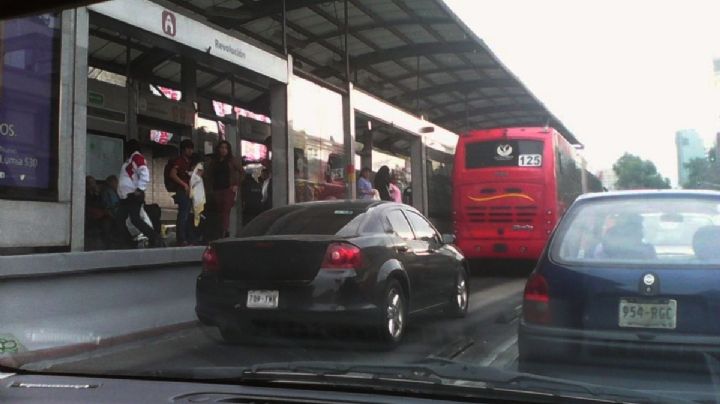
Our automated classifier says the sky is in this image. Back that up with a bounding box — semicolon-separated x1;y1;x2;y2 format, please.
444;0;720;185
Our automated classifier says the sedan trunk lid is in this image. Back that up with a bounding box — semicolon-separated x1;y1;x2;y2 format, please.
213;235;340;282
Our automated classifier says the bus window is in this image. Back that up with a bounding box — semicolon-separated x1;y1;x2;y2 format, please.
465;140;543;169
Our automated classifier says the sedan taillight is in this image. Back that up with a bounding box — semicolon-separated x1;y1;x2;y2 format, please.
523;273;551;324
321;243;362;270
202;246;219;273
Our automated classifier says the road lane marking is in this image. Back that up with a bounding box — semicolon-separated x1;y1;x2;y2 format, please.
428;337;475;360
468;279;525;313
427;284;523;363
478;335;518;367
496;305;522;324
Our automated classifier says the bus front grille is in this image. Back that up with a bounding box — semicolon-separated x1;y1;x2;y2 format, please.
466;205;538;224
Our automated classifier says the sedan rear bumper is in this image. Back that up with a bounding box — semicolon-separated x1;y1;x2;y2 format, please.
519;321;720;368
196;305;380;328
196;271;382;329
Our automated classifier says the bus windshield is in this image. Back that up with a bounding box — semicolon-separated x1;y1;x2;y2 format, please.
465;140;544;169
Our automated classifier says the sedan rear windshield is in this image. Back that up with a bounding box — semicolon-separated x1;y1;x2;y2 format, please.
240;205;367;237
551;197;720;266
465;140;544;169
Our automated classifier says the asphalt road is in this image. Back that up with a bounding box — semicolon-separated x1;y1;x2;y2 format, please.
39;276;525;374
31;273;720;401
0;265;199;353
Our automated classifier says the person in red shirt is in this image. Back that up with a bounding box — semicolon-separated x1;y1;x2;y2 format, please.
168;139;195;246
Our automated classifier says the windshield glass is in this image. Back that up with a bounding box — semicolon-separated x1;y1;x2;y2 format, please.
465;140;544;169
239;205;366;236
552;196;720;264
5;1;720;403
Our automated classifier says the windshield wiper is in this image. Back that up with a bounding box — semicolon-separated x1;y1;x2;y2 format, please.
417;357;695;404
152;361;689;404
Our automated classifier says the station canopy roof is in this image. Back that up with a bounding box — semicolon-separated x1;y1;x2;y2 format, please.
89;0;580;146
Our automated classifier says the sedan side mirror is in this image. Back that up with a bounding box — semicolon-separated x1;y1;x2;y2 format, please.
441;234;456;244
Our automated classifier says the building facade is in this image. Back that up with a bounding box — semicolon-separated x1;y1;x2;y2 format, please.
676;129;706;187
596;168;618;191
0;2;460;254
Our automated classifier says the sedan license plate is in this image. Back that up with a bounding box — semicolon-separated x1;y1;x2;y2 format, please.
246;290;279;309
618;299;676;329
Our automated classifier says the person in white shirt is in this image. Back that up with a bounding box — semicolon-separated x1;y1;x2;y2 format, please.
116;139;160;247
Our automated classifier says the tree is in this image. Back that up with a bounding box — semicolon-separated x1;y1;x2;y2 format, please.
684;147;720;190
612;153;671;190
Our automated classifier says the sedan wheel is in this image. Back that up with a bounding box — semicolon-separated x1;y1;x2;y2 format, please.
445;270;469;318
379;280;406;345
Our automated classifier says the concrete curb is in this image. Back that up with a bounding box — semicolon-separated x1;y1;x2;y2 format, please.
0;320;200;369
0;247;205;279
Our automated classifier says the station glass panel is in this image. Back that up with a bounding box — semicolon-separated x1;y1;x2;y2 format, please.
288;76;345;203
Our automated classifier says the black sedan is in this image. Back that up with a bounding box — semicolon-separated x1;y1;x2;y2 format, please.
196;200;469;346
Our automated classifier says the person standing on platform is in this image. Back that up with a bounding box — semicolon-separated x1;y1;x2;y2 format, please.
117;139;160;247
389;174;403;203
374;165;392;202
167;139;195;246
357;167;375;200
242;168;264;225
205;140;241;239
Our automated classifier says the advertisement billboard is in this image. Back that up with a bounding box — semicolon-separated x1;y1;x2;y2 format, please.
0;13;61;200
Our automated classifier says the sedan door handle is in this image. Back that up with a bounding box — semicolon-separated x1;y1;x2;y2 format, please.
396;245;410;254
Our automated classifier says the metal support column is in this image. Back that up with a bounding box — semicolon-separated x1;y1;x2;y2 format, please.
344;0;350;82
226;77;242;236
181;56;197;145
125;36;138;141
281;0;287;56
270;55;293;207
342;0;355;199
343;83;356;199
360;127;373;172
410;136;428;215
69;8;89;251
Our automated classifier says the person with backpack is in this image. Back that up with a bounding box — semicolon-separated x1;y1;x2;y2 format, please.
166;139;195;246
117;139;160;247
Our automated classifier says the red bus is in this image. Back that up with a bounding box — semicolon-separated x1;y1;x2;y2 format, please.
452;127;602;261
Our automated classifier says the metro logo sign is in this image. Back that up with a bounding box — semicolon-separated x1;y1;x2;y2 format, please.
162;10;176;37
89;0;288;83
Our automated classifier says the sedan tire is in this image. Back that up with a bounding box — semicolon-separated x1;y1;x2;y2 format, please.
444;269;469;318
377;279;407;347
